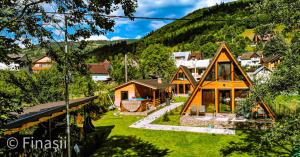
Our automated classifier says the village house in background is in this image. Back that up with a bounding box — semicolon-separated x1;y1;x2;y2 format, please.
32;55;53;72
170;65;197;96
237;52;261;68
180;43;275;127
261;54;282;70
248;66;272;83
114;79;171;115
88;60;111;82
253;33;274;44
0;54;29;71
172;51;210;81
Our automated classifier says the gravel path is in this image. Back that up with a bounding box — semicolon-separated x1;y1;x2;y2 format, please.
129;102;235;135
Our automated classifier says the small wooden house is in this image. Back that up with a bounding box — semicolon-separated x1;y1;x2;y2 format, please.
114;79;171;112
261;54;282;70
181;43;275;119
88;60;111;82
32;56;52;72
238;52;261;67
170;65;197;96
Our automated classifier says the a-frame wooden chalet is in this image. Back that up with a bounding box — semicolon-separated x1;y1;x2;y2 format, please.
170;65;197;95
181;43;275;119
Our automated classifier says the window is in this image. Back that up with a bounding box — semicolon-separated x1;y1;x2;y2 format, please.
205;65;216;81
202;89;215;113
234;89;249;108
185;84;190;94
178;72;185;80
197;68;203;75
121;91;128;100
234;64;246;81
179;84;184;94
218;62;231;81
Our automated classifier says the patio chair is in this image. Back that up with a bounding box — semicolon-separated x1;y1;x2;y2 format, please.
190;106;197;116
198;105;206;116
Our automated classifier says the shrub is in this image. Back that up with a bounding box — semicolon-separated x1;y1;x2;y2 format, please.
162;112;170;122
169;110;174;115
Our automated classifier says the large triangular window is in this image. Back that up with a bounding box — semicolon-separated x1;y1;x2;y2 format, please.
177;72;186;80
218;62;231;81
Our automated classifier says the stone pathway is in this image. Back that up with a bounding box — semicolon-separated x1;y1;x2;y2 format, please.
129;102;235;135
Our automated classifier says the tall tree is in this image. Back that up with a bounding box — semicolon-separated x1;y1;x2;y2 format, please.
263;35;288;56
139;44;176;79
251;0;300;28
109;53;142;83
0;0;137;135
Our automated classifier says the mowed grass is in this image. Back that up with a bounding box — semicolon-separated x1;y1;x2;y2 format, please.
92;111;248;157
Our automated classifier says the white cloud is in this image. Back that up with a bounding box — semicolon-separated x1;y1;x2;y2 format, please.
79;35;129;41
110;36;127;40
80;35;109;41
16;41;25;49
184;0;235;15
150;21;167;30
206;0;222;7
135;35;142;39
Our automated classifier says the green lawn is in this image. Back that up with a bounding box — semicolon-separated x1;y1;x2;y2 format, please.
172;96;189;103
91;111;248;157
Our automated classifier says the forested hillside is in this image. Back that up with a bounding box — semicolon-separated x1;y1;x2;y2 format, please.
92;0;293;60
21;39;136;61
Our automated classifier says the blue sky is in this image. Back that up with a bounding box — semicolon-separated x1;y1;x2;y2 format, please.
1;0;236;47
88;0;236;41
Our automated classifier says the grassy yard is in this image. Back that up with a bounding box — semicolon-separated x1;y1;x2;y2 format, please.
172;96;189;103
91;111;248;157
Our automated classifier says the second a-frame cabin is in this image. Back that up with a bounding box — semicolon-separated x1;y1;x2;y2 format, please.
170;65;197;96
181;43;275;119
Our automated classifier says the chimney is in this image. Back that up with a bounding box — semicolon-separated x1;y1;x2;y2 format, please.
158;78;162;84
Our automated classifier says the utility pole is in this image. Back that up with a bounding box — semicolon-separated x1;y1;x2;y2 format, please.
64;13;71;157
125;54;128;82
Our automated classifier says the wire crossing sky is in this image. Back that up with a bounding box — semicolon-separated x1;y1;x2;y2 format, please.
77;0;236;41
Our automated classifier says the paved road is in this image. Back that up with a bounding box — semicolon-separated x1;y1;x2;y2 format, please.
129;102;235;135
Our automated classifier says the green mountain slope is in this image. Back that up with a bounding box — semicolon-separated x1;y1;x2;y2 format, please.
92;0;292;60
21;39;136;61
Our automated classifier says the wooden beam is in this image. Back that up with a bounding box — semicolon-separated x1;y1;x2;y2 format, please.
153;90;156;106
215;89;218;113
232;89;235;113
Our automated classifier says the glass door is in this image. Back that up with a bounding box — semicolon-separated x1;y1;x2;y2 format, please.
219;90;232;113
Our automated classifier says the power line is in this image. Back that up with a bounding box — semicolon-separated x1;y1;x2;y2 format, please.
40;11;249;22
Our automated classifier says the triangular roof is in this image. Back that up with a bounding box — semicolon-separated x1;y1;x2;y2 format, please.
33;55;52;63
88;64;109;74
261;54;282;63
181;42;275;119
170;65;197;88
114;79;171;90
239;52;260;60
253;66;271;75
